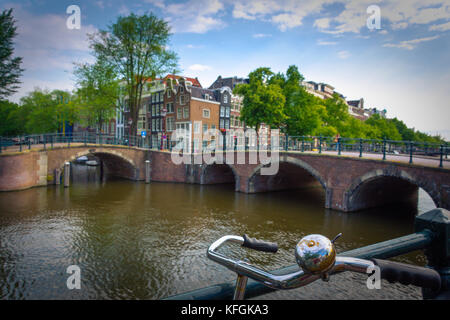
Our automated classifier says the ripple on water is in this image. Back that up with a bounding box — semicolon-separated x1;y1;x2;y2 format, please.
0;182;435;299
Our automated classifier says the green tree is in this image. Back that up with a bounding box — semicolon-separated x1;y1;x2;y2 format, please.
88;12;178;136
234;67;286;132
365;114;402;140
74;57;119;132
0;99;24;136
19;89;77;134
0;9;23;99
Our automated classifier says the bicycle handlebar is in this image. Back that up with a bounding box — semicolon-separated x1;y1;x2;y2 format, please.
242;234;278;253
372;258;441;291
207;234;442;292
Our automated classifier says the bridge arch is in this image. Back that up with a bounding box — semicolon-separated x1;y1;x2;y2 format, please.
56;148;139;181
200;162;239;191
246;156;329;204
344;167;438;212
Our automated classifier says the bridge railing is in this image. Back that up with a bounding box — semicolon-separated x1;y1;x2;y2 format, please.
0;132;448;168
282;135;448;168
164;208;450;300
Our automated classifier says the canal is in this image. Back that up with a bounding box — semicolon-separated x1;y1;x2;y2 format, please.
0;163;436;300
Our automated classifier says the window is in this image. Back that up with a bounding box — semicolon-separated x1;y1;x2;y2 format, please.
220;107;225;117
211;124;216;130
220;119;224;129
180;95;186;105
167;90;171;98
203;109;210;118
177;108;182;119
183;107;189;119
167;103;174;113
166;117;175;131
224;94;228;103
225;107;230;117
180;86;184;93
205;94;209;100
194;121;200;133
203;124;208;132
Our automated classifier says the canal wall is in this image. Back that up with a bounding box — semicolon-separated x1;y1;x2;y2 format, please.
1;147;449;212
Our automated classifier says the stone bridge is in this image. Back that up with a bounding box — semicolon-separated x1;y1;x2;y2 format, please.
0;145;449;212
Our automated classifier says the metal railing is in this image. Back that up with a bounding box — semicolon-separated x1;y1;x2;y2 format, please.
0;132;448;168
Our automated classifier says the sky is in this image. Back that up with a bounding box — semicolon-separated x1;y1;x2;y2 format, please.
1;0;450;137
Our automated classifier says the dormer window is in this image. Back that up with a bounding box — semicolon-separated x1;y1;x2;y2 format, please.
205;94;209;100
167;90;171;98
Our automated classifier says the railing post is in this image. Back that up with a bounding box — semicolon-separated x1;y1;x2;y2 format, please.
301;136;304;152
414;208;450;299
409;141;414;164
285;135;288;152
28;136;31;150
0;137;2;153
337;137;341;156
359;138;363;157
383;138;386;160
440;145;444;168
319;136;322;154
43;134;46;150
234;136;237;151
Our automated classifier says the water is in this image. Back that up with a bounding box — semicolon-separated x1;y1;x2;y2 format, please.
0;165;437;300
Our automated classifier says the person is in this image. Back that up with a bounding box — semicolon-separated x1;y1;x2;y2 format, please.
334;133;340;151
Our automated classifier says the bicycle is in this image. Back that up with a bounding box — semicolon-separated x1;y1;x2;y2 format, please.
207;233;442;300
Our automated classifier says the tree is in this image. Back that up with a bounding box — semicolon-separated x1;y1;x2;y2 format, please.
74;57;119;132
19;89;78;134
365;114;402;140
234;67;285;132
88;12;178;136
0;100;23;136
0;9;23;99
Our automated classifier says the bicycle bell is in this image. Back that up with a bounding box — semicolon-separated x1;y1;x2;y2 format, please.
295;233;341;280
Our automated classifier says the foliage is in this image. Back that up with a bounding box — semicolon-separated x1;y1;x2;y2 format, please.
234;67;285;132
0;99;23;136
73;57;119;131
87;12;179;135
18;89;78;134
0;9;23;99
236;65;445;143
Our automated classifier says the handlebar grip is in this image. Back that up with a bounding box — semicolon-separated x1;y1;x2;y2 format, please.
242;234;278;253
371;259;441;291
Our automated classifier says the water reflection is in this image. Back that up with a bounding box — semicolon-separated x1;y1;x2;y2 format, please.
0;176;437;299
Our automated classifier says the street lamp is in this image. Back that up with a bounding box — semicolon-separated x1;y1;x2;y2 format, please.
161;107;167;150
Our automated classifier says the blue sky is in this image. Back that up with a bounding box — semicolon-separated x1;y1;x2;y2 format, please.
2;0;450;136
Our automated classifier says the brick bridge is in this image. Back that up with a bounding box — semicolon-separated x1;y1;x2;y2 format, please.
0;144;449;212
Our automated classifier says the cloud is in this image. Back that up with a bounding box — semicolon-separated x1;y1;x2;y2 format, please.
383;35;440;50
188;64;212;71
253;33;272;38
186;44;204;49
118;5;130;15
166;0;225;33
314;18;331;30
317;40;338;45
337;50;351;59
228;0;450;35
429;21;450;31
144;0;166;9
3;4;97;72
